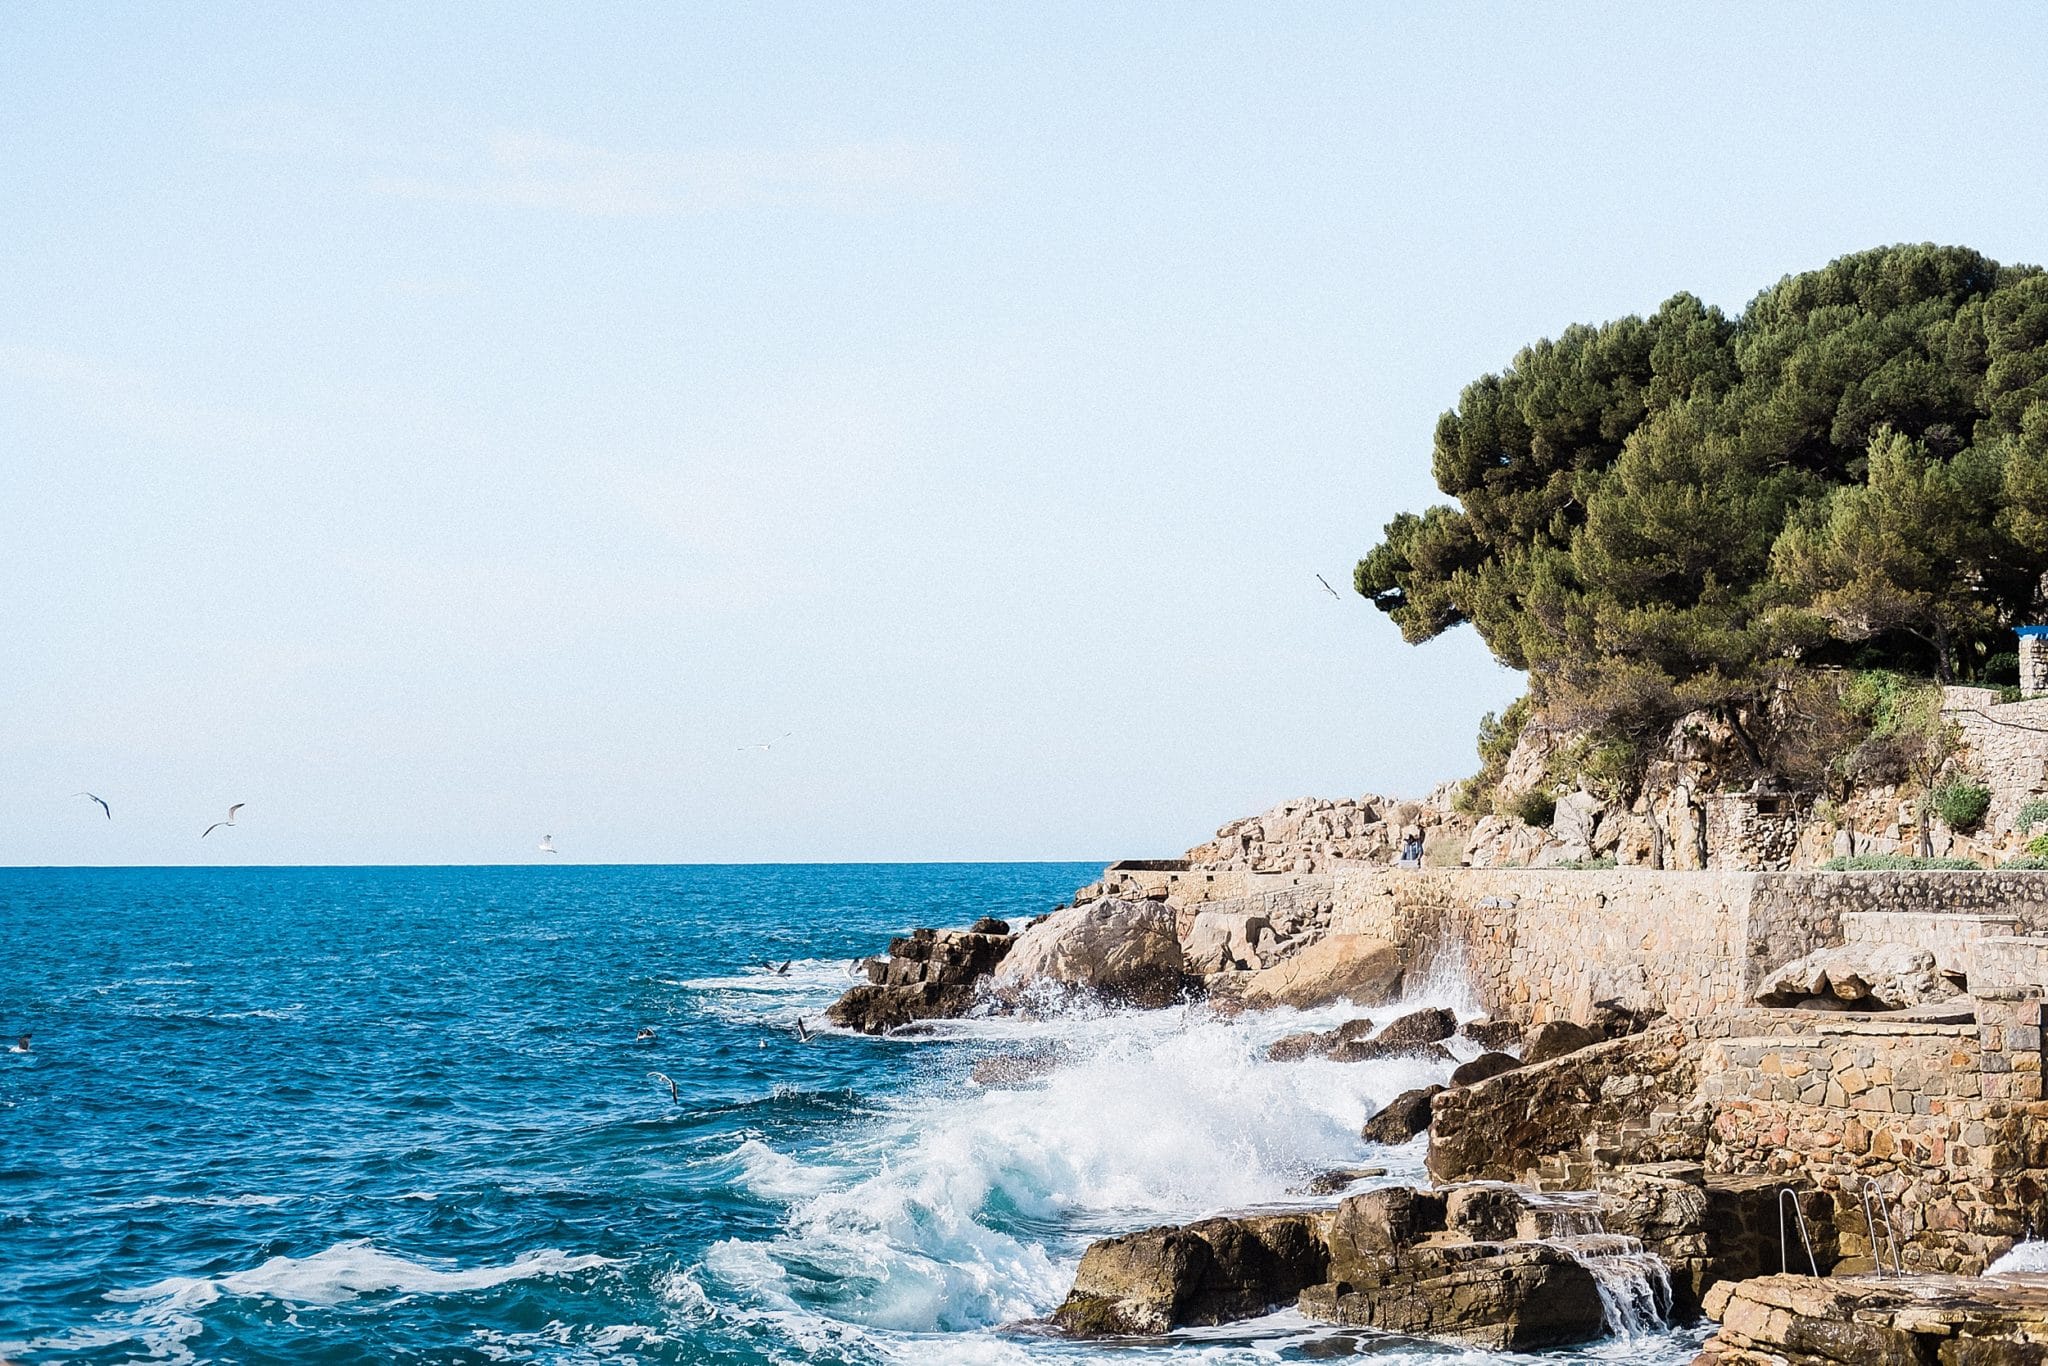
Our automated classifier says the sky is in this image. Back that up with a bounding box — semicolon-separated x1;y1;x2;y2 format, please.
5;4;2047;866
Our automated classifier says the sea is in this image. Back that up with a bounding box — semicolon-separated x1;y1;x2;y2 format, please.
0;864;1709;1364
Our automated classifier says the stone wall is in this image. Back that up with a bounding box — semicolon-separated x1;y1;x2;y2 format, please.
1329;867;2048;1024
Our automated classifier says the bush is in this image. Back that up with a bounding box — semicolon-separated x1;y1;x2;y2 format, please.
1555;857;1617;870
2000;685;2026;705
2019;799;2048;836
1931;780;1992;832
2029;833;2048;859
1819;854;1981;871
1984;652;2020;686
2001;856;2048;870
1506;788;1556;828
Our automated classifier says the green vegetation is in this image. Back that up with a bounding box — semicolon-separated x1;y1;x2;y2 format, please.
1455;696;1532;816
2000;856;2048;870
2030;833;2048;859
1357;244;2048;767
1819;854;1981;871
1931;779;1992;831
2020;799;2048;835
1555;856;1617;870
1504;788;1556;828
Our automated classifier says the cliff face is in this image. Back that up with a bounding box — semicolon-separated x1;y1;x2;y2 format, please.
1178;688;2048;874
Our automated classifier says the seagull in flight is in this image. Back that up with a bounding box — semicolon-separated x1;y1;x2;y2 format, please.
201;803;244;838
74;792;111;820
738;732;793;752
538;835;558;855
1316;574;1342;600
647;1070;679;1103
794;1017;814;1043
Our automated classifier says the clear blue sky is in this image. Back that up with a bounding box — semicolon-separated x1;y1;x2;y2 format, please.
5;4;2046;865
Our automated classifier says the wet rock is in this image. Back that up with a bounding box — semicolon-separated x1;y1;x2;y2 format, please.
1301;1187;1605;1350
1265;1018;1377;1062
1586;997;1656;1041
1755;942;1961;1010
825;981;975;1035
992;898;1188;1009
1361;1085;1442;1144
1445;1184;1528;1241
1521;1019;1599;1064
827;924;1016;1034
1449;1051;1521;1087
1052;1213;1329;1336
968;917;1011;936
1697;1272;2048;1365
1371;1006;1456;1048
1461;1017;1523;1050
1328;1038;1453;1065
1239;933;1402;1010
1293;1166;1388;1196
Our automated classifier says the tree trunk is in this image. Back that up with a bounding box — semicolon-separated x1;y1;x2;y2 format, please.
1720;703;1766;773
1934;618;1956;685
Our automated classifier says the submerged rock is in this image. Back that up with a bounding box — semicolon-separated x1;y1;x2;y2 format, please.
991;898;1189;1008
1362;1085;1442;1145
1239;933;1402;1010
1052;1213;1329;1336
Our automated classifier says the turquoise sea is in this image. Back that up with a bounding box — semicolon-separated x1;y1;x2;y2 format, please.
0;865;1705;1364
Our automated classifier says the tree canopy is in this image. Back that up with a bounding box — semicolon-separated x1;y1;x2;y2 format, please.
1357;244;2048;747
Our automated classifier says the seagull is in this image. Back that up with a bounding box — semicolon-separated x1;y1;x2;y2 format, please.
538;835;558;855
775;960;793;975
74;792;111;820
794;1017;813;1043
647;1070;678;1103
636;1027;657;1043
201;803;244;838
738;732;793;752
1316;574;1342;600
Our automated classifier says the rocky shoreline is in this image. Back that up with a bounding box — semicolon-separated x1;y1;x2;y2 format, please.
823;804;2048;1359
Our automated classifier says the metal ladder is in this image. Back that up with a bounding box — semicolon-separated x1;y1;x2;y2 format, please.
1778;1187;1819;1277
1859;1182;1903;1275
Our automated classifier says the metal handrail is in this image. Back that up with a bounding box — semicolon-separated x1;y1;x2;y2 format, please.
1778;1188;1819;1277
1860;1183;1903;1275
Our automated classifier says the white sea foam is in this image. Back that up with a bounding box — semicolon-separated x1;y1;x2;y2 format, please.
108;1239;612;1313
704;980;1479;1341
1989;1240;2048;1273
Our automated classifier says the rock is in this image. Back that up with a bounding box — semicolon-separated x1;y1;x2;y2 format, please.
1300;1241;1607;1350
826;981;975;1035
968;917;1011;936
1427;1022;1708;1186
991;898;1188;1008
1239;934;1402;1010
1330;1038;1453;1065
1756;942;1961;1009
1265;1017;1375;1063
1371;1006;1457;1047
1697;1272;2048;1365
1521;1019;1599;1064
1183;910;1271;973
1586;998;1656;1041
1362;1085;1442;1144
1052;1214;1329;1336
1327;1186;1446;1259
1450;1051;1521;1087
1293;1166;1388;1196
1445;1184;1528;1241
1551;790;1604;860
1461;1017;1523;1050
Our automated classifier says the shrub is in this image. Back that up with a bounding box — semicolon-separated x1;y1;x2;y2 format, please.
2001;856;2048;870
2000;685;2026;705
1556;857;1617;870
1819;854;1981;871
2029;833;2048;859
1931;780;1992;832
2019;800;2048;836
1984;652;2020;686
1506;788;1556;828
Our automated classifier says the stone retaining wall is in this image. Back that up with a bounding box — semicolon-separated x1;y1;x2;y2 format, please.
1328;868;2048;1024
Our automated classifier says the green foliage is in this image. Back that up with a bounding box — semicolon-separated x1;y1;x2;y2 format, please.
1982;652;2020;686
1357;243;2048;749
2000;856;2048;870
1555;856;1617;870
1819;854;1981;871
2029;833;2048;858
1931;780;1992;831
2019;799;2048;835
1835;670;1958;789
2000;685;2026;705
1505;788;1556;828
1455;695;1532;816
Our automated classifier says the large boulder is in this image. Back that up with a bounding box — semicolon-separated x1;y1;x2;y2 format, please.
1522;1019;1599;1064
1183;909;1271;973
991;898;1188;1008
1327;1006;1457;1062
1299;1188;1607;1350
1697;1272;2048;1365
826;981;974;1035
826;925;1016;1034
1755;942;1961;1010
1449;1051;1521;1087
1052;1214;1329;1336
1239;934;1402;1010
1362;1085;1442;1144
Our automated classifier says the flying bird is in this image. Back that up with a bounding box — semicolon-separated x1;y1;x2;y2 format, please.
738;732;793;752
74;792;111;820
538;835;558;855
775;960;793;976
201;803;244;838
647;1070;679;1103
1316;574;1342;600
794;1017;813;1043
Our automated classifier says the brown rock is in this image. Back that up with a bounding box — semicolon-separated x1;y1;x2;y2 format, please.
1372;1006;1457;1047
1449;1051;1521;1087
1298;1241;1605;1350
991;898;1188;1008
1696;1273;2048;1365
825;981;975;1035
1522;1019;1599;1064
1362;1085;1442;1145
1461;1017;1523;1050
1052;1214;1329;1336
1239;934;1402;1010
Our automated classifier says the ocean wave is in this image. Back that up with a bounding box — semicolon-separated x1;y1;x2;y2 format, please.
1989;1240;2048;1273
107;1239;614;1313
